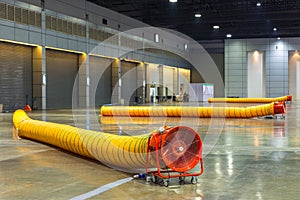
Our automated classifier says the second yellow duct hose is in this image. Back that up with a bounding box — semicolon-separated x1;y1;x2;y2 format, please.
100;102;285;118
208;95;292;103
13;110;202;173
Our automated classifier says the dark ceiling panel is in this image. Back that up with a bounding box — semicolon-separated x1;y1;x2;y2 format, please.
87;0;300;41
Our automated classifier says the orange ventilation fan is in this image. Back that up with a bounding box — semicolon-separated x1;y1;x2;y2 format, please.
146;126;204;181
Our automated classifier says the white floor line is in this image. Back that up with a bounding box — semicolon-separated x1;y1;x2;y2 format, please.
70;177;133;200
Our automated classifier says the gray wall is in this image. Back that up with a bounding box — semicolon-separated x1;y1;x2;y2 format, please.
191;53;224;84
225;38;300;98
0;42;32;111
210;53;224;82
0;0;190;68
46;49;78;109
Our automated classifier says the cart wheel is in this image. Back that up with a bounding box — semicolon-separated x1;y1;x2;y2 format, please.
179;176;185;181
163;180;170;187
191;176;198;184
151;176;158;183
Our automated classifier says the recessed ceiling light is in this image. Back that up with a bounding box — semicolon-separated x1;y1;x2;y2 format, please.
226;34;232;38
256;2;261;6
195;13;202;18
273;27;277;31
277;37;281;40
154;33;160;43
169;0;177;2
184;44;188;51
213;25;220;29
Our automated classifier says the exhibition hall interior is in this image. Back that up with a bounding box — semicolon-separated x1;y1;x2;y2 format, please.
0;0;299;199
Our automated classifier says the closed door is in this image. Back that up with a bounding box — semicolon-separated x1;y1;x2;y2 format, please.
0;42;32;111
46;49;78;109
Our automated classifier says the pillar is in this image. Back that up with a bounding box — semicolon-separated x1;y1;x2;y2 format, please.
136;62;146;104
32;46;46;109
111;58;121;104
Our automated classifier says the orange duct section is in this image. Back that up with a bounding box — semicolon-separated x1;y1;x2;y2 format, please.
208;95;292;103
13;110;202;174
100;102;285;118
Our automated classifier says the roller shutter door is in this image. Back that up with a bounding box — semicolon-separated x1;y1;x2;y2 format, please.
90;56;112;107
46;49;78;109
121;61;137;104
0;42;32;112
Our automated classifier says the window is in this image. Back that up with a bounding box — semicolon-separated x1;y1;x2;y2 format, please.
102;18;107;25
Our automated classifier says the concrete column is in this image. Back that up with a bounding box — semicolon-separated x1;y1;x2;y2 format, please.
297;61;300;99
78;17;90;109
32;46;45;109
111;58;121;104
78;54;88;108
145;64;151;103
136;62;145;104
173;68;179;95
32;10;46;110
86;19;90;108
177;68;181;96
158;65;164;100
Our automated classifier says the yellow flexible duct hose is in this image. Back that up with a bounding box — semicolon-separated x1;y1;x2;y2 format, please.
100;102;285;118
13;110;202;173
208;95;292;103
100;116;281;127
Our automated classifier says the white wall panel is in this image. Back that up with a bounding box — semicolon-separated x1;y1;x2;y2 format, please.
178;68;190;95
246;45;267;51
147;64;159;85
288;51;300;99
227;76;243;82
163;66;174;95
29;31;41;44
247;51;265;97
0;24;14;40
226;38;300;98
297;61;300;99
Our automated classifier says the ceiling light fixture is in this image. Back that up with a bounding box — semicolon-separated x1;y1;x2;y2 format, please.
256;2;261;6
273;27;277;31
213;25;220;29
169;0;177;2
195;13;202;18
277;37;281;40
184;44;188;51
154;33;160;43
226;34;232;38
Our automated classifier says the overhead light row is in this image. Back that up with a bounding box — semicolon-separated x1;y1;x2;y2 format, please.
169;0;279;39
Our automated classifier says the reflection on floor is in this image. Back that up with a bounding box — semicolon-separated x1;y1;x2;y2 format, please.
1;101;300;199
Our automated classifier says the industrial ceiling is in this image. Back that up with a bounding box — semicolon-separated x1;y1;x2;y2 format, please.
87;0;300;41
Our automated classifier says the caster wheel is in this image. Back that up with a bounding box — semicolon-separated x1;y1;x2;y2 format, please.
152;176;158;183
163;180;170;187
146;175;152;182
179;176;185;181
191;176;198;184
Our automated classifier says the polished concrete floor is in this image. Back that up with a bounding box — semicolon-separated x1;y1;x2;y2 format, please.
1;101;300;200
